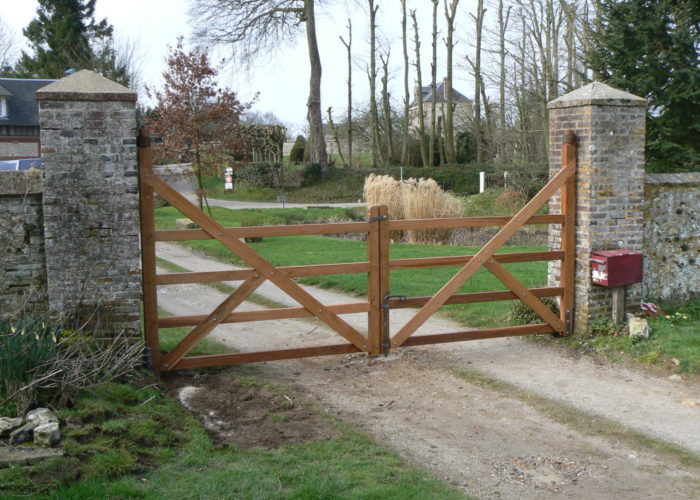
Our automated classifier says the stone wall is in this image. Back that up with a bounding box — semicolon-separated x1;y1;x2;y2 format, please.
0;170;47;317
643;173;700;301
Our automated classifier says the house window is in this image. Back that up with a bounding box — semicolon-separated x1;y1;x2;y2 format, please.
0;98;6;118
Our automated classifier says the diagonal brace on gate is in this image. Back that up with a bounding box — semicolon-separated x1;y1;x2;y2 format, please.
142;173;369;359
160;273;266;370
390;163;575;348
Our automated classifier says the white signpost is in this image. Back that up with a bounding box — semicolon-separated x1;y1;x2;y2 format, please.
224;167;233;191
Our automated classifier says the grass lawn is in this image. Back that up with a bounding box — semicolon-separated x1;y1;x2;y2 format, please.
0;375;471;499
563;298;700;373
155;206;549;328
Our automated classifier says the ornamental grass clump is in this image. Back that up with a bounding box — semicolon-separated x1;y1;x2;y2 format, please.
401;177;463;244
363;173;463;244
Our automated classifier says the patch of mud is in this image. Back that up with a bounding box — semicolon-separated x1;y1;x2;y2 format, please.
162;372;338;449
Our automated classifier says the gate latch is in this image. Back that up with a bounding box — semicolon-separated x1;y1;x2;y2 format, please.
380;292;406;356
382;292;406;309
366;215;388;223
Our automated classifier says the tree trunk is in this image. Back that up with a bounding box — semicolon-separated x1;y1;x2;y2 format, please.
429;0;438;167
411;10;429;167
380;52;394;162
304;0;328;175
400;0;410;166
444;0;459;164
327;107;346;167
497;0;510;164
473;0;484;164
368;0;383;167
340;19;353;168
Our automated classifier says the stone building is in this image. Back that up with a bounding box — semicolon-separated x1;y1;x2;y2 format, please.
409;78;472;134
0;78;55;160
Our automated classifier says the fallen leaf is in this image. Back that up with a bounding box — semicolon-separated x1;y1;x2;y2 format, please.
680;400;697;407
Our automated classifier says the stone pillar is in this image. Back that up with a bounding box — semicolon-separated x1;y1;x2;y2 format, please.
547;82;647;333
37;70;140;339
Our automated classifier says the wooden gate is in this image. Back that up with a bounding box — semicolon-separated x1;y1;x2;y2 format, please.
138;129;576;374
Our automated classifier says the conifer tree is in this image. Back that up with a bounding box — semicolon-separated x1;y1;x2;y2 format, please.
587;0;700;172
14;0;128;85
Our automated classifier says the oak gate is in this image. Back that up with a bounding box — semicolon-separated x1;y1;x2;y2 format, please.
138;129;576;375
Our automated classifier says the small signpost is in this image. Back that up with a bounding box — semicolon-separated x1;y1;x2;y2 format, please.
277;194;287;209
224;167;233;192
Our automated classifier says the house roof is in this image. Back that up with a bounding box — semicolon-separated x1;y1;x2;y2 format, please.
0;78;57;126
414;80;471;105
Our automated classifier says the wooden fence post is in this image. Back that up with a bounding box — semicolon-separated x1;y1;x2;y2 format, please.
367;205;389;356
138;128;160;375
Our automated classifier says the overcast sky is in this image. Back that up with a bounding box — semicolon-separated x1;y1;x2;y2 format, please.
3;0;481;135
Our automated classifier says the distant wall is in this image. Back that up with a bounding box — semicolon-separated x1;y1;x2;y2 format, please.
0;170;47;317
643;173;700;301
0;138;39;160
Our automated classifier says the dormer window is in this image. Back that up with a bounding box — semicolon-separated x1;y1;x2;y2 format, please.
0;97;6;118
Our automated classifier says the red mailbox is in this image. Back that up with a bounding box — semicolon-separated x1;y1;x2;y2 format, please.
591;250;643;287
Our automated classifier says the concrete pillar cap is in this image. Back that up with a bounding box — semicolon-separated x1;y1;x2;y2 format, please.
548;81;646;109
36;69;136;102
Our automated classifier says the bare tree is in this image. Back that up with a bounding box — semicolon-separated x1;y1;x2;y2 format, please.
327;106;347;167
339;19;353;167
380;49;394;161
0;17;16;72
443;0;460;164
471;0;486;164
400;0;410;165
429;0;439;166
411;10;429;167
366;0;383;167
497;0;511;161
189;0;329;175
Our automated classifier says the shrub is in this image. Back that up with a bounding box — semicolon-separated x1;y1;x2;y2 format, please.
456;129;477;163
236;162;284;188
289;135;306;163
509;297;560;326
301;162;324;186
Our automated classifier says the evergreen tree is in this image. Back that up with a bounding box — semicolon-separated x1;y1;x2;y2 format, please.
13;0;128;85
587;0;700;172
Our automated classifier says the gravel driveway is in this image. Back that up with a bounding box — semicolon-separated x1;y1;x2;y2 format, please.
156;242;700;499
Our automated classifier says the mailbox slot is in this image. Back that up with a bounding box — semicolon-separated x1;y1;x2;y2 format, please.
591;250;643;287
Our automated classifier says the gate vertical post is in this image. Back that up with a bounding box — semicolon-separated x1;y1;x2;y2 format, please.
367;205;389;356
138;128;160;375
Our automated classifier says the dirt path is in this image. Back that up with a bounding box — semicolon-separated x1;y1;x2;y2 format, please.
156;242;700;499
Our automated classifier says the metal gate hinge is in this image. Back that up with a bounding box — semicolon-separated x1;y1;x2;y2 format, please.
366;215;388;223
382;292;406;309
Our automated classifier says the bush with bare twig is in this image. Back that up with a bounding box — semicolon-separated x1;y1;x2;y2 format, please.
0;316;144;414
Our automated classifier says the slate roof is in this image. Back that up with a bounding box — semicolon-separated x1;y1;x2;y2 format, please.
413;80;471;105
0;78;56;126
